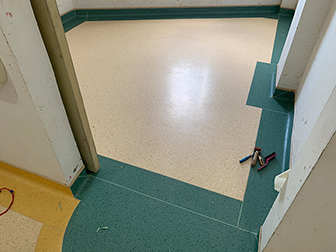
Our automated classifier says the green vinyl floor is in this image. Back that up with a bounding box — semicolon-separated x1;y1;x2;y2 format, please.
67;156;257;251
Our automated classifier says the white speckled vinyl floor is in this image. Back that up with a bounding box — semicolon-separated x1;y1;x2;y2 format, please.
66;18;277;200
0;205;42;252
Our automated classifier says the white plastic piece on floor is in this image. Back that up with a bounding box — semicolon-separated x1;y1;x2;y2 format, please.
274;170;291;192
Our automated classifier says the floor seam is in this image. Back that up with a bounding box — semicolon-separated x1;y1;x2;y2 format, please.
258;107;290;114
246;104;289;115
42;223;65;233
90;175;257;236
78;175;89;178
0;206;65;234
272;91;290;99
236;199;244;227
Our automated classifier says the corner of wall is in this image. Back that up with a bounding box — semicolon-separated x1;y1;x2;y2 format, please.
56;0;75;15
280;0;299;10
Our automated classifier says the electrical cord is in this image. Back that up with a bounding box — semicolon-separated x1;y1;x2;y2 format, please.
0;188;14;216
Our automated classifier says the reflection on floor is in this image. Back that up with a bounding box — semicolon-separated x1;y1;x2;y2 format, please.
66;18;277;200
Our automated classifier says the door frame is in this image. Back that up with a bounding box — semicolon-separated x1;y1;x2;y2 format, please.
29;0;100;173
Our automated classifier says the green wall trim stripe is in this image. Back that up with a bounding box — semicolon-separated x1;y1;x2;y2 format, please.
76;6;280;19
271;9;294;63
61;11;86;33
61;6;295;32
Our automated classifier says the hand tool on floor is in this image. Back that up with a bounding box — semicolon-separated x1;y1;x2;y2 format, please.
251;147;262;167
239;155;252;163
257;152;276;171
239;147;262;164
251;151;259;166
258;154;265;166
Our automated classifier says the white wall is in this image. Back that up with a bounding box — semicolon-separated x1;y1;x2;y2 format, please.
261;1;336;249
291;0;336;165
276;0;305;90
264;132;336;251
261;82;336;250
276;0;333;91
280;0;298;9
73;0;281;9
0;0;83;185
56;0;74;14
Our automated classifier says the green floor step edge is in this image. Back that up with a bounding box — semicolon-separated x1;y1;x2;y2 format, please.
61;6;294;33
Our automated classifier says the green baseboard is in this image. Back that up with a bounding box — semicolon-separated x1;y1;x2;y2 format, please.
271;8;294;64
242;62;294;232
61;6;294;32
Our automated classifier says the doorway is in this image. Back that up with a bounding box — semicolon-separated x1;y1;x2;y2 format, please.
65;17;277;201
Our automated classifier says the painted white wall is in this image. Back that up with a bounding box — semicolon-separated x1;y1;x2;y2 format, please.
0;0;83;185
56;0;74;14
276;0;333;91
276;0;305;91
261;79;336;251
263;132;336;251
260;1;336;250
291;0;336;165
280;0;298;9
73;0;282;9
